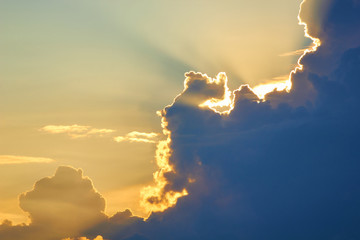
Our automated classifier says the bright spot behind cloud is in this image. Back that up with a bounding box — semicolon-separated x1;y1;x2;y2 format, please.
242;0;322;102
253;80;291;100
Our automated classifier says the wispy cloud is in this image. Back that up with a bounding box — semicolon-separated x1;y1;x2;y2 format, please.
0;155;55;165
40;125;158;144
114;131;159;144
279;48;308;57
40;125;115;138
271;75;290;81
62;236;105;240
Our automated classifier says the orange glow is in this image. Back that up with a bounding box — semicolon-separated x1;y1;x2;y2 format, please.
104;183;153;219
140;118;188;213
62;236;105;240
0;211;28;225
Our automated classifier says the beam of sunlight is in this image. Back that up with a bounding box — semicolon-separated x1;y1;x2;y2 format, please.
200;0;321;114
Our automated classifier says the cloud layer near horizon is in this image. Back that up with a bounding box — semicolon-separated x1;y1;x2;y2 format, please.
1;0;360;239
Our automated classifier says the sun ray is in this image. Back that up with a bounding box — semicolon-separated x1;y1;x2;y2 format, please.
200;0;321;114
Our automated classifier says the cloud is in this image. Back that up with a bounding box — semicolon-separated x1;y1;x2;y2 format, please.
19;166;107;234
279;48;308;57
92;0;360;239
40;125;115;138
0;166;108;240
62;236;106;240
0;166;144;240
40;125;157;144
0;155;54;165
114;132;160;144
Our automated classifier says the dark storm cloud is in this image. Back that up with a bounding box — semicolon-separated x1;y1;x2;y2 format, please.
94;0;360;239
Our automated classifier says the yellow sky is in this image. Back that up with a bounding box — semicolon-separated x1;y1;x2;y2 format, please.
0;0;308;223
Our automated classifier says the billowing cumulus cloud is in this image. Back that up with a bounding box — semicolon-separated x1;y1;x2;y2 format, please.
0;167;143;240
19;166;107;234
93;0;360;239
114;132;160;144
40;125;115;138
2;0;360;239
0;155;54;165
0;166;108;240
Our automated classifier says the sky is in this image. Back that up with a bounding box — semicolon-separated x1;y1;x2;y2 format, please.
1;0;360;239
0;0;306;222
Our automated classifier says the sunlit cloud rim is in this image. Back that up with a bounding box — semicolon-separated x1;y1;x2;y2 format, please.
199;0;321;114
140;0;322;214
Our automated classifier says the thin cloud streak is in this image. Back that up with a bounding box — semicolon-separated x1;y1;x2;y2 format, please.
62;236;106;240
279;48;308;57
0;155;55;165
40;125;115;138
114;131;159;144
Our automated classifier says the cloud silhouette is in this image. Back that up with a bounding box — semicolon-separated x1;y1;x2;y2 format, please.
0;166;144;240
0;166;108;240
19;166;107;234
94;0;360;239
